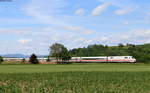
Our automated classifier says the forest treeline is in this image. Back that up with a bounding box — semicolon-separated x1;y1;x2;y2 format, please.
69;43;150;63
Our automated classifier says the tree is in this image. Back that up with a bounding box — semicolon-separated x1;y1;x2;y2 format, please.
61;48;71;62
0;56;4;63
118;43;124;48
49;43;71;62
29;54;39;64
46;56;51;62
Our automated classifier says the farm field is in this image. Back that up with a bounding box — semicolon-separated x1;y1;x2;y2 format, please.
0;63;150;93
0;63;150;73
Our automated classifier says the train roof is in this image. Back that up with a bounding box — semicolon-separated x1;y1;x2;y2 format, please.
73;56;133;58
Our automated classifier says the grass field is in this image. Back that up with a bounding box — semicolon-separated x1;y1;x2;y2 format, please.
0;63;150;73
0;63;150;93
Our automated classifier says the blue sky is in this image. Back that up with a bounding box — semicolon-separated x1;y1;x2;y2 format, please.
0;0;150;55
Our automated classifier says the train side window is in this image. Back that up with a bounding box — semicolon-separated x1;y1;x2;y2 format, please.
110;57;113;59
82;58;106;60
125;57;128;59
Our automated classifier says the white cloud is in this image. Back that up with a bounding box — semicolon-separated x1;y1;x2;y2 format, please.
75;8;85;16
0;29;30;35
147;8;150;15
61;25;95;35
6;0;148;55
107;29;150;45
98;0;135;8
114;7;135;15
81;29;150;46
23;0;95;35
92;3;111;16
23;0;67;25
147;12;150;15
123;21;129;25
100;37;109;41
18;39;32;44
97;0;137;16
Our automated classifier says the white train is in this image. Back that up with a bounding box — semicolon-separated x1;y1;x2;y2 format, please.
70;56;136;63
3;56;136;63
3;58;47;62
3;58;24;62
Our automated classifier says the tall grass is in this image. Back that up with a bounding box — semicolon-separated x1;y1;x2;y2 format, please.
0;72;150;93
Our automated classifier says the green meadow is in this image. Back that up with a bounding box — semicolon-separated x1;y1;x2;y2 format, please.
0;63;150;93
0;63;150;73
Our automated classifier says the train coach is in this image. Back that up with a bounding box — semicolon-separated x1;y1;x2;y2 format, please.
70;56;136;63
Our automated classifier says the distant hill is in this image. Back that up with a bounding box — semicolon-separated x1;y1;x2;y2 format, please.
37;55;48;58
2;54;29;58
2;54;48;58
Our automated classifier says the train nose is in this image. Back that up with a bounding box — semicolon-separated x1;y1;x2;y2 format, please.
133;59;136;62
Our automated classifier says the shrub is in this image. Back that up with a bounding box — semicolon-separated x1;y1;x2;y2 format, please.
0;56;4;63
29;54;39;64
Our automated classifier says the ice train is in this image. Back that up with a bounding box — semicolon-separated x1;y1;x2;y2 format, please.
70;56;136;63
3;56;136;63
